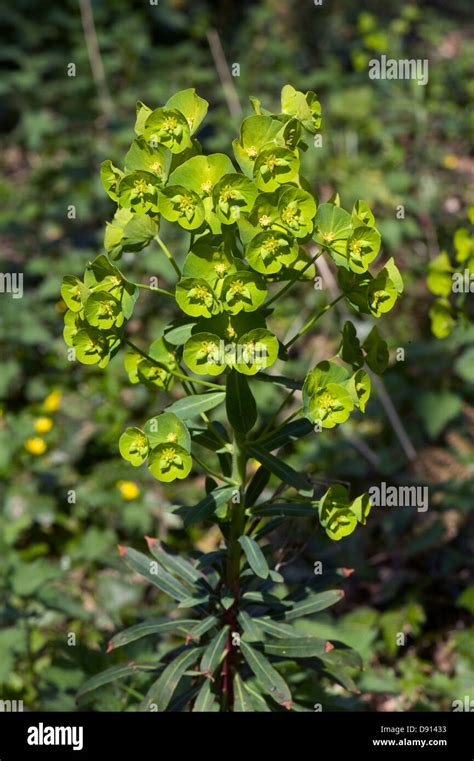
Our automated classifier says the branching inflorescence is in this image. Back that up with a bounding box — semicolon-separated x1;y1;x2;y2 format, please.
65;86;403;711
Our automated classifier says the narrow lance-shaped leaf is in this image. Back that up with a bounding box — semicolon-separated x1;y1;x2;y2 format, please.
226;369;257;434
284;589;344;621
238;536;269;580
180;485;235;526
145;536;204;586
264;637;330;659
117;546;190;602
193;680;218;712
233;673;254;712
200;626;229;676
78;662;159;700
142;646;205;712
247;443;312;495
107;618;196;652
239;640;292;709
165;391;225;419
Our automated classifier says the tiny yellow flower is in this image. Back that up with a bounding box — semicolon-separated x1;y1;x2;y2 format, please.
443;154;459;170
116;480;140;500
34;416;53;434
25;437;47;455
43;390;62;412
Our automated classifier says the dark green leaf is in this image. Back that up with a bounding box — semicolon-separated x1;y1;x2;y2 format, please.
239;641;292;709
238;536;269;579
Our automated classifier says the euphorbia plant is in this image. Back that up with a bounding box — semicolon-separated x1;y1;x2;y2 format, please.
67;86;403;711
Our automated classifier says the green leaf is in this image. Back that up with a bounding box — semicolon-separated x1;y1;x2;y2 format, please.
264;637;328;658
145;538;202;585
347;368;371;412
193;680;218;711
78;662;158;700
238;536;269;579
185;616;219;641
61;276;89;312
100;159;124;202
250;502;316;518
363;326;389;375
118;546;190;602
142;646;204;711
106;618;196;651
418;390;463;439
124;138;172;183
257;618;306;639
144;412;191;452
119;427;149;467
239;641;292;709
281;85;321;133
454;347;474;383
247;444;312;495
199;626;229;675
226;370;257;433
318;485;358;541
166;88;208;135
233;673;254;712
284;589;344;620
245;465;271;507
237;611;262;642
232;115;282;176
259;418;312;450
169;153;234;197
166;391;225;420
181;485;235;526
429;298;456;339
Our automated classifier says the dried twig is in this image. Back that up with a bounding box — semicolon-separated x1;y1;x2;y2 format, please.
206;28;242;123
78;0;114;119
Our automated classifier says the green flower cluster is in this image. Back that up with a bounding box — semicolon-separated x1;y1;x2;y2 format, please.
62;85;402;488
428;207;474;338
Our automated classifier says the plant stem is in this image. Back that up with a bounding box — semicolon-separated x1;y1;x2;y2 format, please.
225;432;247;594
155;234;182;278
284;294;344;349
132;282;174;298
191;454;237;486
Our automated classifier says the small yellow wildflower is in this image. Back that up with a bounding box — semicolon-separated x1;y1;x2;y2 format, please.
443;154;459;170
43;390;62;412
116;480;140;500
34;417;53;434
25;437;47;455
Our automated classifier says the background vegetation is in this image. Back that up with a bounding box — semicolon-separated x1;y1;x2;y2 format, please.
0;0;473;711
